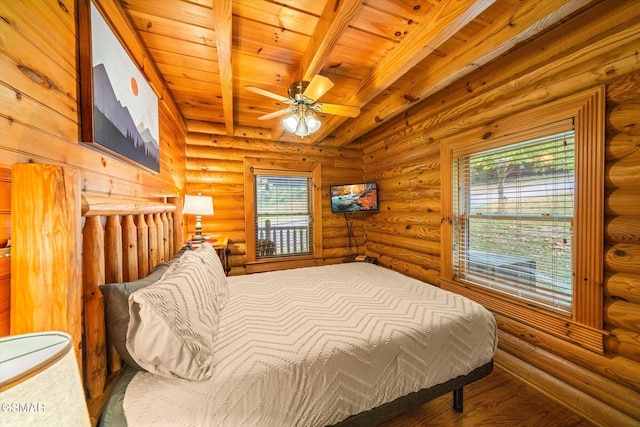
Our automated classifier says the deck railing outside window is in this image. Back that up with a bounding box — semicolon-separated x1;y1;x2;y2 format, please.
254;174;313;259
256;219;310;257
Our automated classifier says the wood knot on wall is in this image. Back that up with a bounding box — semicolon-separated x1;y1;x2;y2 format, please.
18;65;55;89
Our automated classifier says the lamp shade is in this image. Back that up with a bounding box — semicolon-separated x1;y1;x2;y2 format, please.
305;112;321;133
183;194;214;216
295;118;310;136
0;332;90;426
282;114;299;133
283;109;321;137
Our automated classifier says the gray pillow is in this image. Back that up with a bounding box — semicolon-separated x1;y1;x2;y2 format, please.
126;251;221;380
98;366;136;427
99;245;192;369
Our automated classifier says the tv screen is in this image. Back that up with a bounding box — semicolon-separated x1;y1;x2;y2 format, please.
330;182;378;213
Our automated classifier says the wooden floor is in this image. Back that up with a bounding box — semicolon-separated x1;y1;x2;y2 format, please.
379;365;594;427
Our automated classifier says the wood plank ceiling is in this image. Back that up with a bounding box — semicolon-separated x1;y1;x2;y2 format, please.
116;0;593;146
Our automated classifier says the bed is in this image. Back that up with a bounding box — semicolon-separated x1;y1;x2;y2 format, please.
96;243;497;426
77;198;497;426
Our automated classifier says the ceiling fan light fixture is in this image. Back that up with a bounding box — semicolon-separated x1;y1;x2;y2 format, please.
283;106;320;137
251;75;357;136
305;112;321;133
294;117;310;137
288;81;309;99
283;114;300;133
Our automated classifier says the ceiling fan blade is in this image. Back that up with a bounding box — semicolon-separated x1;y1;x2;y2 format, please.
245;85;290;102
257;109;292;120
316;103;360;118
302;75;334;102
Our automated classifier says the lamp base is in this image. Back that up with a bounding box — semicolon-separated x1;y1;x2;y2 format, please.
192;215;205;241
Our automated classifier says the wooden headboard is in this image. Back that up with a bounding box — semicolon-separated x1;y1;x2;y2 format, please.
81;195;181;423
9;164;183;425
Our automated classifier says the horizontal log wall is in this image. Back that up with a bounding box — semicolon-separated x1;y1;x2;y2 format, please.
358;1;640;423
185;134;364;274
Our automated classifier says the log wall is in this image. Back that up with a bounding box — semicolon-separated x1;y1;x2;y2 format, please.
0;0;186;342
357;1;640;423
184;133;364;275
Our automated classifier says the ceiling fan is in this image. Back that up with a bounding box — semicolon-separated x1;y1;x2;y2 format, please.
245;75;360;137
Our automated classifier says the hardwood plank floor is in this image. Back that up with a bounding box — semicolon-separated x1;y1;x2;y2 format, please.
379;365;594;427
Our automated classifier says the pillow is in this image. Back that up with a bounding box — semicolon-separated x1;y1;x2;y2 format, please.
98;366;136;427
126;251;221;380
194;242;229;309
99;245;192;370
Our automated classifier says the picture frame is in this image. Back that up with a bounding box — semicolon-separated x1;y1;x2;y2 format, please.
78;0;160;173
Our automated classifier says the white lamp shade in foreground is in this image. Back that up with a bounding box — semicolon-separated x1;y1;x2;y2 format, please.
0;331;90;426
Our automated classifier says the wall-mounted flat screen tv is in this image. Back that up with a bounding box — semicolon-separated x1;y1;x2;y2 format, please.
330;182;379;213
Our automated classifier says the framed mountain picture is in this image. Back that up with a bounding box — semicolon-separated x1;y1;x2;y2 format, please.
78;0;160;173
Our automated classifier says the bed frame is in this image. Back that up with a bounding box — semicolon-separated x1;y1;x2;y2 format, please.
79;195;493;426
334;361;493;426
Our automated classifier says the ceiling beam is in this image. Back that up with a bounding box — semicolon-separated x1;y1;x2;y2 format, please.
212;0;233;136
186;120;272;140
331;0;594;146
299;0;363;81
272;0;363;141
310;0;495;144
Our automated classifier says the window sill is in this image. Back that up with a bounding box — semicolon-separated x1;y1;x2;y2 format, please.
245;257;324;274
440;278;606;354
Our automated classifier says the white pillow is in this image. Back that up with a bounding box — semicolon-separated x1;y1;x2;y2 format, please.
195;242;229;310
126;251;220;380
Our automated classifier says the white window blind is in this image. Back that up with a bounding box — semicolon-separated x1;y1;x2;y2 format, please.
254;174;313;259
452;125;575;315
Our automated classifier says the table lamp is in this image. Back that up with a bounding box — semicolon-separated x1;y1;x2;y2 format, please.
0;331;90;426
183;194;214;241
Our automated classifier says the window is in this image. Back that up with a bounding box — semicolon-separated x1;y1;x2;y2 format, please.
453;125;575;316
254;174;313;259
441;87;605;353
244;158;323;271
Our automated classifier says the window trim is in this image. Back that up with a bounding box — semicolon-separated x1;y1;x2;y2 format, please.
440;86;606;353
244;158;323;269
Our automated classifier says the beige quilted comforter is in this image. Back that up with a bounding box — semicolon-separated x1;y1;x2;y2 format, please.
123;263;497;426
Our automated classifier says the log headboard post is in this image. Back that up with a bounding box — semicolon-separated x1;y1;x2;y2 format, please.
10;163;83;371
82;215;107;399
135;214;149;278
122;215;138;282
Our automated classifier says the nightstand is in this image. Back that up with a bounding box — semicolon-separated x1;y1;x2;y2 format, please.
343;254;378;265
186;236;230;275
212;236;230;276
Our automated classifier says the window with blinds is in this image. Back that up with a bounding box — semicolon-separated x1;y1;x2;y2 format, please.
254;174;313;259
452;128;575;315
441;87;604;352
